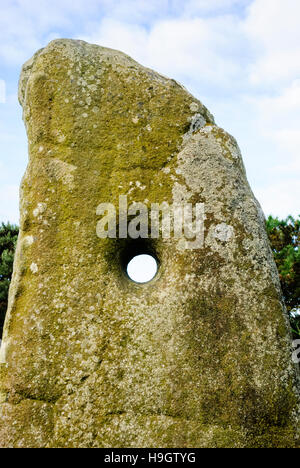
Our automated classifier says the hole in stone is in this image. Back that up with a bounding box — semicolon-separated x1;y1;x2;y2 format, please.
126;254;158;284
118;238;159;284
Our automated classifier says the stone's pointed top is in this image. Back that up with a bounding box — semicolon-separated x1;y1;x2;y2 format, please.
19;38;143;106
18;38;215;153
19;38;211;119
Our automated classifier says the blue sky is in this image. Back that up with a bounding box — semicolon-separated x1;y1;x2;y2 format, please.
0;0;299;223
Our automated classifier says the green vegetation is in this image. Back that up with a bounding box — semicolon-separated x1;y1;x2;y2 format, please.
0;223;19;338
266;215;300;338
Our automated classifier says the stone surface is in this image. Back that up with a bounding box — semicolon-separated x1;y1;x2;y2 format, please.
0;39;299;448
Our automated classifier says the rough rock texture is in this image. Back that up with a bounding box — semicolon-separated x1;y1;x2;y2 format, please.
0;39;299;448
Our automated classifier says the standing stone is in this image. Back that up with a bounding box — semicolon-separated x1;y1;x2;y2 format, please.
0;39;299;448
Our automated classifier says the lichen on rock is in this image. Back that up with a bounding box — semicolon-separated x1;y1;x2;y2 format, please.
0;39;299;448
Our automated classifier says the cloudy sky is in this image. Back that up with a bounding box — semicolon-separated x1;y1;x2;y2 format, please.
0;0;299;223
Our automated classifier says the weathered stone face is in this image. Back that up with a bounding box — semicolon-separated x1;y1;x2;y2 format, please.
0;39;299;448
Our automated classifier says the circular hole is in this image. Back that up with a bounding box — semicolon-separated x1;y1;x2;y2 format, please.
126;254;158;284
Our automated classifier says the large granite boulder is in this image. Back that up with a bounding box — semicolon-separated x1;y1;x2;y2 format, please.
0;39;299;448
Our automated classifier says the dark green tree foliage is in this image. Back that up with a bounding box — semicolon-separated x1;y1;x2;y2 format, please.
266;215;300;338
0;223;19;338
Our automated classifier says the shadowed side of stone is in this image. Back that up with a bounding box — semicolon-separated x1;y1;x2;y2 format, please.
0;39;299;448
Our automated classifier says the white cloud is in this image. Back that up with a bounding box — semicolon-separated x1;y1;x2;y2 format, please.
0;0;100;64
147;16;244;83
255;181;300;219
250;80;300;174
84;14;247;89
95;0;169;22
180;0;250;15
244;0;300;86
86;19;148;61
